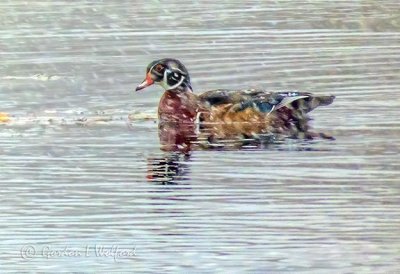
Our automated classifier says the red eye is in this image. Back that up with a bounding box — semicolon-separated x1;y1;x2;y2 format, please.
155;64;164;72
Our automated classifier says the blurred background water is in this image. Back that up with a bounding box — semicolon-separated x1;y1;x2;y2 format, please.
1;0;400;272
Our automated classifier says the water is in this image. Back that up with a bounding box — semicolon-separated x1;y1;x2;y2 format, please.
1;1;400;272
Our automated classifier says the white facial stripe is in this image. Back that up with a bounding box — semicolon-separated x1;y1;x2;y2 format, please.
162;69;169;86
148;63;158;74
169;76;185;90
170;66;186;75
163;69;185;90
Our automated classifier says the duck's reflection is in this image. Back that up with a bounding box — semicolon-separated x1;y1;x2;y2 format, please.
146;152;190;184
158;120;197;153
144;120;195;184
146;118;334;183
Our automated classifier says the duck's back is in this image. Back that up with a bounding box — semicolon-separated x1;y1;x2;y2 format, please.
198;89;335;140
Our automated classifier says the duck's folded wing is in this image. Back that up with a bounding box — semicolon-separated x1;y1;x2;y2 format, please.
199;89;335;114
198;89;264;106
274;92;335;113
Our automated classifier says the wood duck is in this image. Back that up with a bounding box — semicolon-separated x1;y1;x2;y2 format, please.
135;58;335;151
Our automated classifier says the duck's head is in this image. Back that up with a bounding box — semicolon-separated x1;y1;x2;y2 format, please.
135;58;192;92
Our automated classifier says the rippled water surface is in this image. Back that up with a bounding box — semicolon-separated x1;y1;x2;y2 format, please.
1;1;400;272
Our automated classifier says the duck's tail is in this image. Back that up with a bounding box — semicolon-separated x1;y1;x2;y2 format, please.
275;93;335;139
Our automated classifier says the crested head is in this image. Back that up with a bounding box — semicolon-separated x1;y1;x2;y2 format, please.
135;58;192;92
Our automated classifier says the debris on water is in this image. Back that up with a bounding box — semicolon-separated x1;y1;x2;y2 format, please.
0;109;157;127
2;74;65;81
128;111;157;121
0;112;11;123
